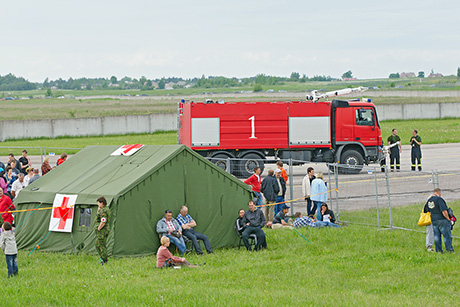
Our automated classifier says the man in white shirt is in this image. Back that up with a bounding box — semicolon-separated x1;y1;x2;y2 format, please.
11;173;26;198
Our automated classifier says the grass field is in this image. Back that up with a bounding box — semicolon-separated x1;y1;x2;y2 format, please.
5;95;460;120
4;203;459;306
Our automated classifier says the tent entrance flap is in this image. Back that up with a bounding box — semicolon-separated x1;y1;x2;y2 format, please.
71;205;97;252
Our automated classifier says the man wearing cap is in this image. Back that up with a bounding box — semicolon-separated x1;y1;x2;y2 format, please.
272;204;292;229
273;169;286;217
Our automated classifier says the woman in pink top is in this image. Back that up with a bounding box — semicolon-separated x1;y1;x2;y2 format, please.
156;237;195;268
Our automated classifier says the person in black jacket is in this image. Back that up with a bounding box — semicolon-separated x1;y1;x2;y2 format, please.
235;209;246;235
242;200;267;251
273;169;287;217
320;203;337;224
261;169;279;222
423;188;454;253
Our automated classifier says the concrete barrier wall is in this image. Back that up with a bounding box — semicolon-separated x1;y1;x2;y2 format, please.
0;103;459;141
0;113;177;141
376;102;460;120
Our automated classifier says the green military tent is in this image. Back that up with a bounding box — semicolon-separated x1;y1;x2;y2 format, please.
14;145;253;257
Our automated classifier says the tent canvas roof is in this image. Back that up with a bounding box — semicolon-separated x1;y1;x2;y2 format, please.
15;145;251;206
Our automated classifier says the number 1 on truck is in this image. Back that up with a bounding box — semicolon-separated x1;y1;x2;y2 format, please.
249;116;257;139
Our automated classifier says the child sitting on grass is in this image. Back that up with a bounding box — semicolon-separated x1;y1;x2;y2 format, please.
0;222;18;277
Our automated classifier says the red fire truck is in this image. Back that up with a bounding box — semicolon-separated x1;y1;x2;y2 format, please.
178;87;383;177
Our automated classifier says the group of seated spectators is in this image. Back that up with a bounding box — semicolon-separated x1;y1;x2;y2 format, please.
155;205;212;268
235;200;341;252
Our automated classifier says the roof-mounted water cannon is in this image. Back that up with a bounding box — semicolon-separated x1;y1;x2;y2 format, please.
307;86;368;103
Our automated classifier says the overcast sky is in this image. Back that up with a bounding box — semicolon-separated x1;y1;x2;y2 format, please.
2;0;459;82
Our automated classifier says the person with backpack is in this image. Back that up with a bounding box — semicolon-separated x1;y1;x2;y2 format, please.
423;188;455;253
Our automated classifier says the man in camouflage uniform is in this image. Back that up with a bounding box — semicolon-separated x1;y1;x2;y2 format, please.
410;129;422;171
95;196;110;265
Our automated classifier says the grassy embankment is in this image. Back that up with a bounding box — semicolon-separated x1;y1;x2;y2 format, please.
4;203;459;305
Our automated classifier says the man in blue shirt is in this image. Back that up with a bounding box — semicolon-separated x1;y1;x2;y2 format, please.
176;205;213;255
423;188;455;253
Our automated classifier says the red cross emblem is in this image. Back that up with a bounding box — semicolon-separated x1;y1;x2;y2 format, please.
53;196;73;230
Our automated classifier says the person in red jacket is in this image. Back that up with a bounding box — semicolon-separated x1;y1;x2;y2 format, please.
0;189;15;225
244;167;264;207
57;152;67;166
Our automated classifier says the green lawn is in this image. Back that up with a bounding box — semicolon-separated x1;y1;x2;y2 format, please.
0;132;176;155
4;203;459;305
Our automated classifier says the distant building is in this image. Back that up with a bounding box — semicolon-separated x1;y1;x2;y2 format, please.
165;82;175;90
400;72;416;78
428;73;443;78
177;81;187;86
109;83;120;87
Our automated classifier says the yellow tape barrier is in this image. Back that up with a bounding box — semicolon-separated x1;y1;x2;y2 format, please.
0;205;75;215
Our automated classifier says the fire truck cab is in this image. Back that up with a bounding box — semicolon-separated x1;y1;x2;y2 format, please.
178;96;383;177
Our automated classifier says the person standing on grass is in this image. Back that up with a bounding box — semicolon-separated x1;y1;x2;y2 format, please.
302;167;316;216
95;196;110;265
0;222;18;278
273;169;286;217
423;188;454;253
244;167;264;208
242;200;267;251
410;129;422;171
310;172;327;220
260;169;279;223
276;161;288;183
0;189;14;225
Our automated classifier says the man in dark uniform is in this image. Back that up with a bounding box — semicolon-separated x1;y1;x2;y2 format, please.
410;129;422;171
95;196;110;265
423;188;454;253
387;129;401;172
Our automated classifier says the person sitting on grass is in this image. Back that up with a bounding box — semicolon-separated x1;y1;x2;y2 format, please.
156;237;198;268
293;212;340;228
272;204;292;229
320;203;339;226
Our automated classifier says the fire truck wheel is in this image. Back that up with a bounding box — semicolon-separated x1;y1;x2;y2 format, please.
340;150;364;174
238;153;265;178
210;154;232;172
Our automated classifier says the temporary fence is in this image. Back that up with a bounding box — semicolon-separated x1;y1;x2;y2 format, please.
207;157;459;238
